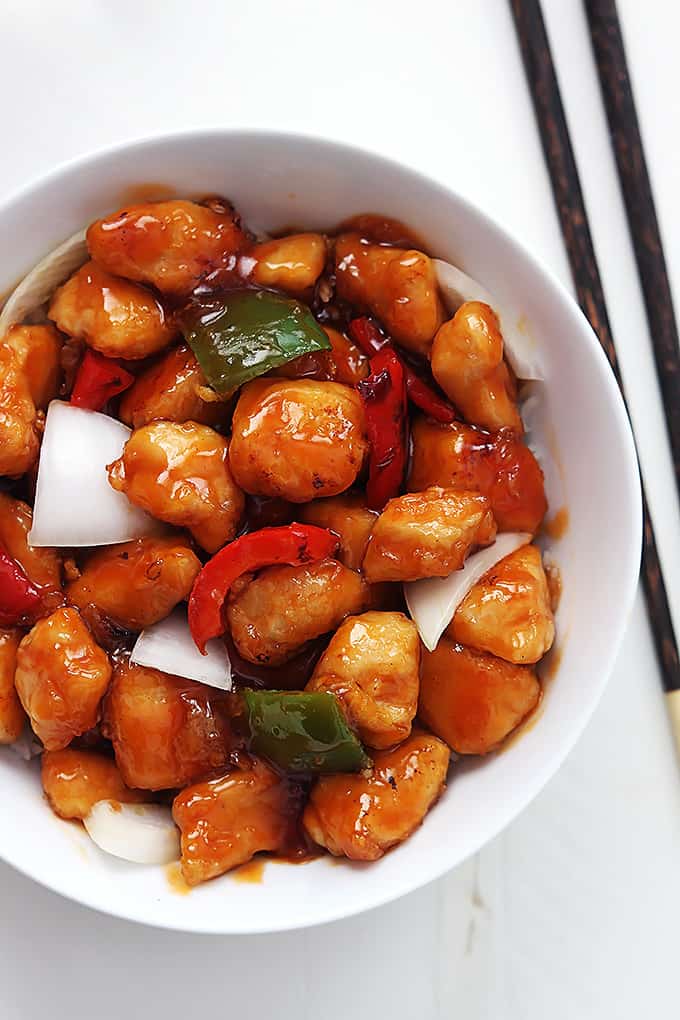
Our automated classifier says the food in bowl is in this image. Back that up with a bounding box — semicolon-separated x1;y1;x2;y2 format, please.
0;195;556;886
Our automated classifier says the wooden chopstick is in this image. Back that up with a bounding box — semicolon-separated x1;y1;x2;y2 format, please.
508;0;680;754
585;0;680;494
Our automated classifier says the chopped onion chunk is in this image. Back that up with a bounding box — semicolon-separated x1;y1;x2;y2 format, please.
29;401;158;548
84;801;180;865
131;608;232;690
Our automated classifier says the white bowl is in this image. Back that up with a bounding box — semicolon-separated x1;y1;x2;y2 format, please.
0;130;641;933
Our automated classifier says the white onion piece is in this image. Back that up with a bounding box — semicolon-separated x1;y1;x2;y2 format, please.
433;258;543;382
84;801;180;865
404;532;532;652
131;608;232;691
0;229;87;335
29;401;158;548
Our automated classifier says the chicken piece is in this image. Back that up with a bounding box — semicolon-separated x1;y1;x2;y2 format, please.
103;661;231;790
66;536;200;632
3;324;62;408
408;417;547;533
247;233;326;293
362;487;496;583
119;343;226;429
303;731;450;861
41;748;145;819
274;327;369;386
108;421;244;553
0;493;62;594
0;343;38;477
334;234;444;354
431;302;522;433
419;639;541;754
173;758;297;885
49;260;175;360
86;199;246;297
0;629;25;743
15;607;111;751
308;611;419;748
226;558;369;666
229;378;367;503
300;493;378;570
448;544;555;663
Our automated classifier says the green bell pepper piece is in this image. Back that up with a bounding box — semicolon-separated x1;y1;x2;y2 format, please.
243;689;371;773
182;289;331;396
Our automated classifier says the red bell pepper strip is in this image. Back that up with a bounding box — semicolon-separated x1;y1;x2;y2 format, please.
357;347;408;511
348;317;456;423
70;350;135;411
0;548;43;627
188;523;339;653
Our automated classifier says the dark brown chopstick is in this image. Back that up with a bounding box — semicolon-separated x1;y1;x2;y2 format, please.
585;0;680;497
508;2;680;732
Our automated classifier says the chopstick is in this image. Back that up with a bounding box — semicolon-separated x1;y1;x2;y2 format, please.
508;0;680;755
585;0;680;493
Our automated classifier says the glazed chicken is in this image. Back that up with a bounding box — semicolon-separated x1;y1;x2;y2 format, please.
307;611;420;749
15;607;111;751
108;421;244;553
49;260;176;360
86;199;246;297
431;301;522;434
335;234;444;354
408;417;547;533
226;558;369;666
0;197;556;887
229;378;368;502
303;731;450;861
103;661;232;790
41;748;144;819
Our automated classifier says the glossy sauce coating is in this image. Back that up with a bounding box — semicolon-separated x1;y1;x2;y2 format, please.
229;378;367;503
0;196;561;882
118;343;227;428
103;660;232;790
308;611;419;749
108;421;244;553
419;638;541;754
300;493;378;570
0;342;38;478
173;758;299;885
66;536;200;631
303;731;450;861
226;557;369;666
86;199;247;297
335;234;444;354
0;492;62;594
4;324;62;409
247;233;326;294
408;417;547;533
49;260;176;360
449;544;555;663
0;628;26;743
15;607;111;751
431;301;522;433
41;748;144;819
362;487;497;583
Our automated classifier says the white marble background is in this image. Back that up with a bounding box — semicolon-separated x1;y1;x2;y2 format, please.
1;1;679;1016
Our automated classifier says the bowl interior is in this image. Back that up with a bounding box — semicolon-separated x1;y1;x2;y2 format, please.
0;131;641;933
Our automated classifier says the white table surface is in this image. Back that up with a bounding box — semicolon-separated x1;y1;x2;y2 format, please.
1;1;679;1016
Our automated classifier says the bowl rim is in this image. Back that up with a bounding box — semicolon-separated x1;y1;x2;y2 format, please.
0;128;643;933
